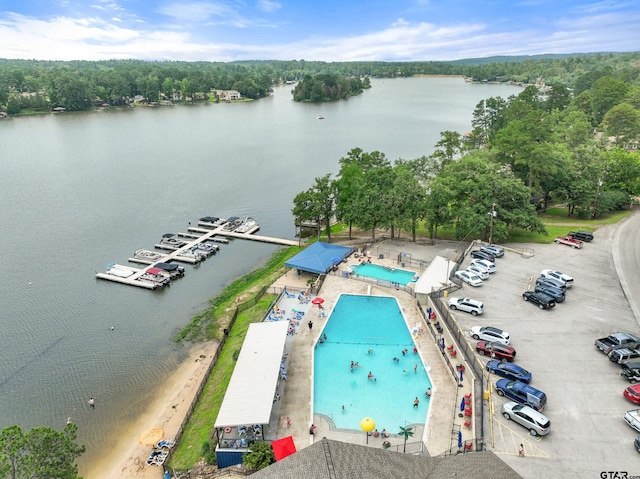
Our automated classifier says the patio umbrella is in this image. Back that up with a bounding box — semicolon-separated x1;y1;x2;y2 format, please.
460;397;465;412
139;427;164;446
272;435;297;461
311;297;324;305
457;431;462;449
440;337;445;350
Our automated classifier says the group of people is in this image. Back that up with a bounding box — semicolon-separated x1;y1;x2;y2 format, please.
349;360;361;372
371;428;390;438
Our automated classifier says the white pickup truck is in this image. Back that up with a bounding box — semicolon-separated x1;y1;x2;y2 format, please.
625;409;640;432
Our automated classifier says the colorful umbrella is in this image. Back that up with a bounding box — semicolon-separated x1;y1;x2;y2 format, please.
311;297;324;305
460;397;465;412
272;435;297;461
457;431;462;449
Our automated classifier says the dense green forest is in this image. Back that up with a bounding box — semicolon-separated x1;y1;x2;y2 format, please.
291;74;370;101
0;52;639;114
292;73;640;243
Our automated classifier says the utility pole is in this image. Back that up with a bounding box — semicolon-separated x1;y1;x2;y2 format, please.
489;203;496;244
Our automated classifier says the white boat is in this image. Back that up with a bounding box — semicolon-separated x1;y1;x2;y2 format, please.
138;267;171;286
235;217;259;234
106;265;136;278
134;249;164;261
196;243;219;254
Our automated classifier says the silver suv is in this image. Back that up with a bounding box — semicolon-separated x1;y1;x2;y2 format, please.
448;297;484;316
502;401;551;436
610;348;640;365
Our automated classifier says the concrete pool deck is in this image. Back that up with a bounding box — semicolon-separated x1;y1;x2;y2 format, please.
271;250;475;457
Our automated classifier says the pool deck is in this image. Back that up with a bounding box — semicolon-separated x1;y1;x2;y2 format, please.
271;253;475;457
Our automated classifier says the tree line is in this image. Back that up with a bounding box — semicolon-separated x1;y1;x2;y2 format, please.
293;71;640;243
292;74;370;102
1;52;639;114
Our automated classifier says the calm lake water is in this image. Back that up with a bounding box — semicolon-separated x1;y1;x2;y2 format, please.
0;77;520;472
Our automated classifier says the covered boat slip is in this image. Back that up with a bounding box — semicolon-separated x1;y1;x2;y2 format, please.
215;320;289;467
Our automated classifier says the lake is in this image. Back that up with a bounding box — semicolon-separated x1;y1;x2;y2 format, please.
0;77;520;472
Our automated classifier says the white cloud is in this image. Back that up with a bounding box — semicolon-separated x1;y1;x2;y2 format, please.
256;0;281;13
156;1;237;22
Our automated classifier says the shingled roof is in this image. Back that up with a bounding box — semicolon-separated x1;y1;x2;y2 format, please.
249;438;521;479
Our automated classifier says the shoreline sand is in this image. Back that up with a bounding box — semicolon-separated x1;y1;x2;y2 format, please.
84;341;217;479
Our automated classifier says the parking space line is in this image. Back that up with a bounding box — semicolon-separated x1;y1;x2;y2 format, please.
491;415;551;458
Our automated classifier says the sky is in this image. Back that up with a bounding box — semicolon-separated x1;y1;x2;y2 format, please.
0;0;639;62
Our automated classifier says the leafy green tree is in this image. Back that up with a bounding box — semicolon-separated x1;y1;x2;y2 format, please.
430;130;464;173
470;96;507;147
0;423;85;479
602;147;640;196
601;103;640;140
398;425;413;453
590;76;631;125
392;163;427;241
242;441;274;471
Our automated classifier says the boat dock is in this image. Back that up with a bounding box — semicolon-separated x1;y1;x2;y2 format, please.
96;218;299;289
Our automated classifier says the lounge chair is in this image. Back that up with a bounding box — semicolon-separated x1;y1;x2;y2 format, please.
284;290;296;298
238;426;247;436
157;439;175;449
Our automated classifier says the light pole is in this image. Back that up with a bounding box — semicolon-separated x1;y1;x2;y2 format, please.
592;180;602;219
488;203;496;244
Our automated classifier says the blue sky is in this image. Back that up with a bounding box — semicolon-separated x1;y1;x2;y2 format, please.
0;0;638;61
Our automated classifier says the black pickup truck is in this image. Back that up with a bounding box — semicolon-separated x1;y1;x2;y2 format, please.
568;230;594;242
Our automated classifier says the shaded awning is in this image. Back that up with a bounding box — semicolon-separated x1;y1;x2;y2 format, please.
147;267;163;275
284;242;354;275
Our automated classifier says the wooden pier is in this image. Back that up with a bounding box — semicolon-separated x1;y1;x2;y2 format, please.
96;219;300;289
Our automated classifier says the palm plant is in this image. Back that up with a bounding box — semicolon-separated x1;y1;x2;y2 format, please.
398;425;414;452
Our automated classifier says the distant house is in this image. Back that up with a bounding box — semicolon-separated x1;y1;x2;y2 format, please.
214;90;242;101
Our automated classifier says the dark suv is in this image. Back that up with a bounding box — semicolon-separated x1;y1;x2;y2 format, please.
535;276;567;292
534;284;565;303
568;230;594;242
470;250;495;262
522;291;556;309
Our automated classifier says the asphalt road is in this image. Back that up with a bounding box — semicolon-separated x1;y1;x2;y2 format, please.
446;210;640;477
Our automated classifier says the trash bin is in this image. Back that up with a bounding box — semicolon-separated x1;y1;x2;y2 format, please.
164;472;171;479
401;262;405;267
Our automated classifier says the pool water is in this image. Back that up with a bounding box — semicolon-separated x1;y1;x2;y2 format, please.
352;263;417;285
314;294;431;432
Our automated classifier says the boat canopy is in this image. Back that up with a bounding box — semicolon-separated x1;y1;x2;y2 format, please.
156;263;179;271
147;267;163;275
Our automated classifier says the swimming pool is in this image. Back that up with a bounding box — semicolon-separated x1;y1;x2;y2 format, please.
351;263;417;285
314;294;431;432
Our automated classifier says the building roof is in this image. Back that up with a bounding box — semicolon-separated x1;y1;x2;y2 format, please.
214;321;289;428
284;242;354;275
249;438;522;479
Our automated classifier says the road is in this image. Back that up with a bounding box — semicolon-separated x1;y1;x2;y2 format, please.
445;210;640;477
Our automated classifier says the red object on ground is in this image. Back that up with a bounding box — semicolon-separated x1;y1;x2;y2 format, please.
311;297;324;305
272;436;297;461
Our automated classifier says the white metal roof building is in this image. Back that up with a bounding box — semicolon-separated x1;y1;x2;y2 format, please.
214;320;289;429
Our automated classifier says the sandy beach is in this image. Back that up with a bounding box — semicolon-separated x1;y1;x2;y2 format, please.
84;342;217;479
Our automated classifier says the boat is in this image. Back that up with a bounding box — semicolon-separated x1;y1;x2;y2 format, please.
317;116;325;120
155;262;185;279
196;243;220;254
138;267;171;286
222;216;242;231
134;249;164;261
176;246;208;262
106;264;136;278
160;234;187;248
235;217;259;234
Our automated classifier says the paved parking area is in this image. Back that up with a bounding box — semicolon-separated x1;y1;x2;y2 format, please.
449;218;640;476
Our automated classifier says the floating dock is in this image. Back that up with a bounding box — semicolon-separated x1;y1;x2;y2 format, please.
97;218;299;289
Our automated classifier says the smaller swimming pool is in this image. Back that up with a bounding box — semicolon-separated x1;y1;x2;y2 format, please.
352;263;417;285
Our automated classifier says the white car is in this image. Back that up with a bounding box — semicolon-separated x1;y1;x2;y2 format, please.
455;270;483;287
470;326;510;345
466;265;489;280
470;259;496;274
540;269;573;288
448;297;484;316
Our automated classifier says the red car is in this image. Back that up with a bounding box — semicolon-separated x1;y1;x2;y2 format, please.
476;341;517;362
625;384;640;404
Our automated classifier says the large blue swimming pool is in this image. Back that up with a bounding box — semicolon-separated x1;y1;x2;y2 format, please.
314;294;431;432
352;263;417;285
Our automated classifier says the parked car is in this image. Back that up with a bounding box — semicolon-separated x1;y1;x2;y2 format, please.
501;401;550;436
568;230;594;242
476;341;516;361
535;276;567;291
610;348;640;365
596;332;640;355
470;259;496;274
455;270;483;287
496;379;547;411
624;384;640;404
624;409;640;433
540;269;574;288
522;291;556;309
554;235;584;249
448;297;484;316
466;265;489;280
486;360;532;383
534;283;566;303
481;245;505;258
470;250;495;262
621;363;640;383
470;326;510;345
636;435;640;453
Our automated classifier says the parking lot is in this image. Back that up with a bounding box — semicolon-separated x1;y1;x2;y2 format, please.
447;218;640;477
